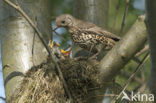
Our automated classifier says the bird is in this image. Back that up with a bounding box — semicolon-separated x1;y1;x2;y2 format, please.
48;40;71;61
55;14;120;58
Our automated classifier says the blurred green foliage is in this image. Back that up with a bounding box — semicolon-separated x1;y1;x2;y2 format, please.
109;0;143;35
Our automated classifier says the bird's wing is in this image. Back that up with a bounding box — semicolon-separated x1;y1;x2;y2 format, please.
75;20;120;41
83;26;120;41
76;20;120;41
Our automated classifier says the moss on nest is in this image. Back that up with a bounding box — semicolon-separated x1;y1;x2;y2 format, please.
8;58;103;103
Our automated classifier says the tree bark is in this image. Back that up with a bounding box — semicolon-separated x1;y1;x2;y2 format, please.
0;0;52;100
146;0;156;98
73;0;109;28
99;15;147;82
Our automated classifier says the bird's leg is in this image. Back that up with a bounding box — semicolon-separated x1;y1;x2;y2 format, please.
89;50;100;60
88;44;94;58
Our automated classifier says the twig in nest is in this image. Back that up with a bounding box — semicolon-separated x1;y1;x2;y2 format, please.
111;52;149;103
3;0;73;102
120;0;130;34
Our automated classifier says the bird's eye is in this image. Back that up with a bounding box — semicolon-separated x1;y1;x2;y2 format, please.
61;20;65;24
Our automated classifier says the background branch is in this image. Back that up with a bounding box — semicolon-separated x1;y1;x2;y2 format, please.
111;0;121;32
135;45;149;57
120;72;143;84
120;0;130;34
112;53;149;102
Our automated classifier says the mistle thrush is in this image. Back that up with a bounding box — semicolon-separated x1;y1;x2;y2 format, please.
55;14;120;57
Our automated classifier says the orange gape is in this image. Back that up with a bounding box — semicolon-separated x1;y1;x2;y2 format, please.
61;47;72;58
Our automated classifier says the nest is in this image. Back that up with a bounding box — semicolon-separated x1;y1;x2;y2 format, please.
59;58;102;102
8;58;104;103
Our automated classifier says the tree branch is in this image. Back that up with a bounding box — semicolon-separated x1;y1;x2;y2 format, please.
120;72;143;84
120;0;130;34
135;45;149;57
99;15;147;82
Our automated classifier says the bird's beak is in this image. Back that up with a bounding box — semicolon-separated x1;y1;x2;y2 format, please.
53;26;58;31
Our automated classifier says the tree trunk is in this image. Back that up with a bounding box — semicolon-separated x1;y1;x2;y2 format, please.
0;0;52;100
73;0;108;28
146;0;156;99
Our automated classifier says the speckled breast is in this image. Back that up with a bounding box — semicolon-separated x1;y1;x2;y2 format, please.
68;28;115;53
